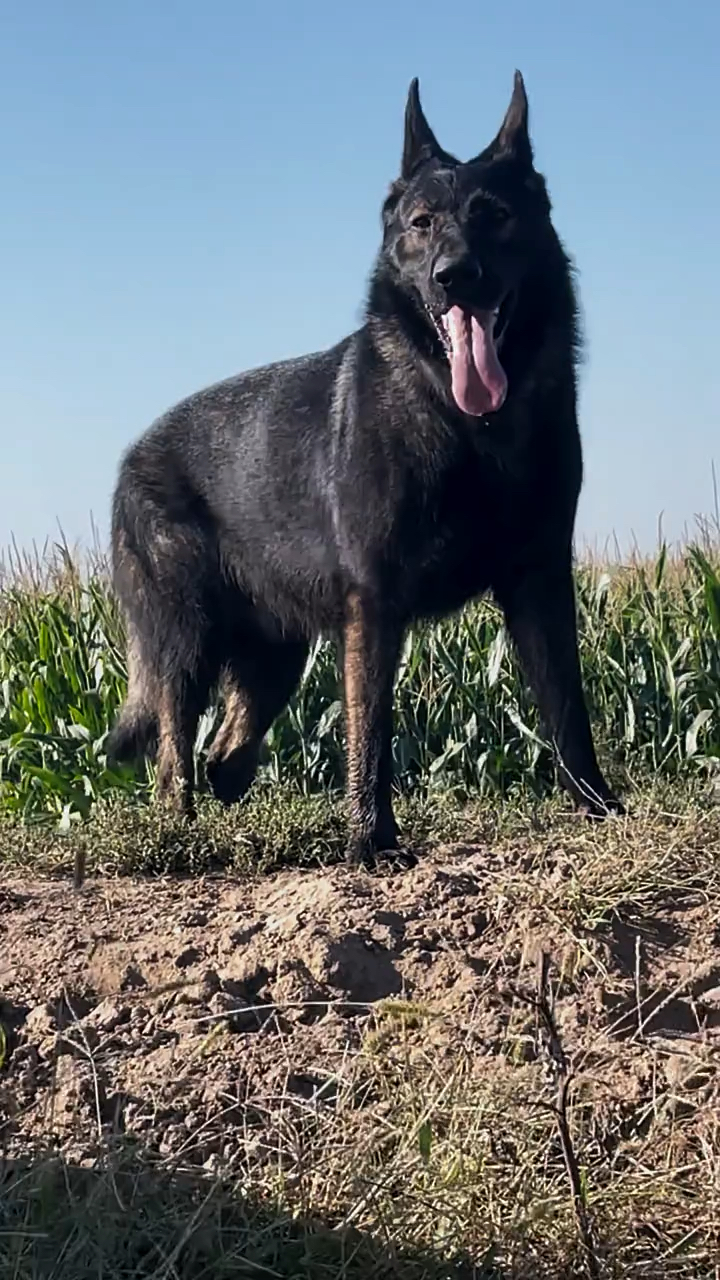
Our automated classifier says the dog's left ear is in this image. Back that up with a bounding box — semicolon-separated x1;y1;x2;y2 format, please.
476;71;533;167
402;79;456;179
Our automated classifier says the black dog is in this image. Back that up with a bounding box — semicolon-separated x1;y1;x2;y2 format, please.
108;72;622;865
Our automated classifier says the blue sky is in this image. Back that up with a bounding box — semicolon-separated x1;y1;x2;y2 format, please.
1;0;718;556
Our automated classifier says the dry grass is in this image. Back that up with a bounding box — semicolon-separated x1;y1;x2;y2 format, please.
6;1021;718;1278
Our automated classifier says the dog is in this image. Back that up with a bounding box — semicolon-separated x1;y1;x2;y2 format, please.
107;72;623;866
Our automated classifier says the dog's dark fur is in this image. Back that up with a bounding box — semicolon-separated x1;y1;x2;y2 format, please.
108;72;622;865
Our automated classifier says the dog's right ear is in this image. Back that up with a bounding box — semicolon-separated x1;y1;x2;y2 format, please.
401;79;456;179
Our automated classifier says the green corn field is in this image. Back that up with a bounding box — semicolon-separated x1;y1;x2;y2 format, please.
1;539;719;824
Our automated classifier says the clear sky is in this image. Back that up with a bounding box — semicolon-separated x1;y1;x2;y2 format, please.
1;0;718;556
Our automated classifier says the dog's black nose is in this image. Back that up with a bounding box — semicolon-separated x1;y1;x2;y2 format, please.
432;253;480;292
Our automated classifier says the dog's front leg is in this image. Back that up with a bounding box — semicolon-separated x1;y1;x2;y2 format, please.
496;559;624;817
341;591;413;868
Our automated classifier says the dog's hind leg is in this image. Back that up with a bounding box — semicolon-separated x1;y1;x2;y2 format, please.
106;620;160;764
109;478;220;815
154;668;212;816
119;609;216;817
206;635;308;805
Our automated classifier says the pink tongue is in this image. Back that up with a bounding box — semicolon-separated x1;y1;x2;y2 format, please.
445;306;508;417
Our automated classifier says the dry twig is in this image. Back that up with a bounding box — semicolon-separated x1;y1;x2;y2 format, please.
512;952;601;1280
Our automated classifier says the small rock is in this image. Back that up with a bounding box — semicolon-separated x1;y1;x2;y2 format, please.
182;910;209;928
663;1053;694;1087
175;946;201;969
198;968;221;997
53;1055;95;1116
24;1003;56;1039
178;967;222;1005
209;991;239;1017
84;1000;132;1035
22;1004;57;1055
208;990;258;1031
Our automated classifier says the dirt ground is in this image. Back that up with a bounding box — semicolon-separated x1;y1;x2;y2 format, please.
3;840;720;1156
2;826;720;1275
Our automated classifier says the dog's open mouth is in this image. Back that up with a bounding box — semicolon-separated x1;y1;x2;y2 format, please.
430;303;509;418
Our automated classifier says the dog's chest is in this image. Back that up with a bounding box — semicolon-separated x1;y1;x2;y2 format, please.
400;450;528;616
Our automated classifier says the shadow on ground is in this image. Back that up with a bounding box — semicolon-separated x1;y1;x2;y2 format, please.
1;1144;486;1280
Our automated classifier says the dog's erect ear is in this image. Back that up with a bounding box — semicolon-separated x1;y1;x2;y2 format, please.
476;71;533;167
402;79;456;179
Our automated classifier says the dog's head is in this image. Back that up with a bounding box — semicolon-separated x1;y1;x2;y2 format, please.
380;73;553;417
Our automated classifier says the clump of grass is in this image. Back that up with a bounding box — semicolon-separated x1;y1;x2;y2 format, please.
1;541;719;823
0;787;344;878
0;782;510;877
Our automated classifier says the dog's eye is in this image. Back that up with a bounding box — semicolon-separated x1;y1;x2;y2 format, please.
410;213;432;232
470;201;511;230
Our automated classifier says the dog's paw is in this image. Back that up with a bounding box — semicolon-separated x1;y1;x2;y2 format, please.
578;792;625;820
345;838;418;872
205;747;258;807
